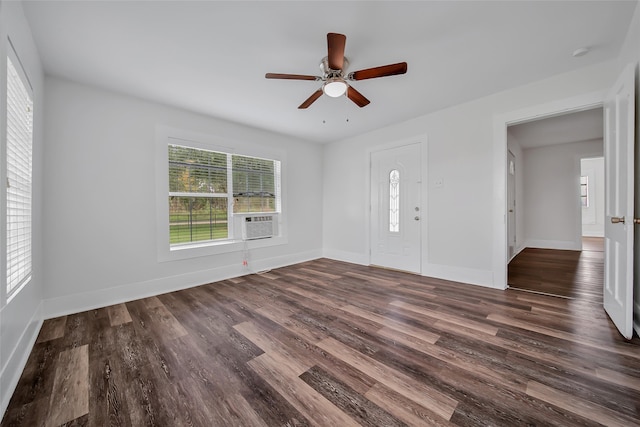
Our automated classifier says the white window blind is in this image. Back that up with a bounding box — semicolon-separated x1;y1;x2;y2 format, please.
232;154;279;213
168;144;229;244
6;55;33;296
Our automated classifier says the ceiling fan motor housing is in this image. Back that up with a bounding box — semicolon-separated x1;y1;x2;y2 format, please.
320;56;349;79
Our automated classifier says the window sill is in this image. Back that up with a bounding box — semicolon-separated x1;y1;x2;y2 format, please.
158;235;288;262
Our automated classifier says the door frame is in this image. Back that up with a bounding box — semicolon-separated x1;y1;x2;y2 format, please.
492;91;605;288
507;149;517;261
366;136;428;273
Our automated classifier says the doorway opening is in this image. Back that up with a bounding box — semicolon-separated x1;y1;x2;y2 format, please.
505;108;604;300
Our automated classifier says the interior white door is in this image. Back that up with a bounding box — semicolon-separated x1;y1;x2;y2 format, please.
370;143;422;273
507;150;517;260
604;63;635;339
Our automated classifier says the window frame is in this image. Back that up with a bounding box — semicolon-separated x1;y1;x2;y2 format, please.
155;126;287;262
4;41;34;301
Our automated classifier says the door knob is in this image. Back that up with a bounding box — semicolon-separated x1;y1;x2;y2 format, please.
414;216;420;221
611;216;625;224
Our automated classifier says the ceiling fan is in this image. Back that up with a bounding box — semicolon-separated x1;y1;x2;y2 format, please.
265;33;407;109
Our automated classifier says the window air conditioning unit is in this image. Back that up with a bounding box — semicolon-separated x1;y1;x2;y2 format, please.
242;215;276;240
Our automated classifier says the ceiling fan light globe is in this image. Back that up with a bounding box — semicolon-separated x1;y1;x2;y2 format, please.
323;79;347;97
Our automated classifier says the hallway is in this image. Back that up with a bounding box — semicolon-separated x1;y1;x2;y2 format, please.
508;237;604;301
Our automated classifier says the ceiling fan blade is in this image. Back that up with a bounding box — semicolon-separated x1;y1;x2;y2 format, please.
347;85;370;108
349;62;408;81
265;73;319;81
298;89;323;109
327;33;346;70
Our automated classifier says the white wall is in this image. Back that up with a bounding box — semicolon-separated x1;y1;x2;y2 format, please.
581;157;605;237
0;0;45;416
42;77;324;317
323;60;617;288
523;140;603;250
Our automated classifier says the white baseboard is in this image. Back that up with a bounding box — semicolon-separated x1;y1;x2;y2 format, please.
322;249;498;289
423;263;500;289
322;248;369;266
43;249;322;319
582;231;604;237
524;239;582;251
0;301;43;417
634;301;640;338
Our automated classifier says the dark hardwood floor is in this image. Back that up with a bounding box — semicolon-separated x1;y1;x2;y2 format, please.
3;257;640;426
508;237;604;300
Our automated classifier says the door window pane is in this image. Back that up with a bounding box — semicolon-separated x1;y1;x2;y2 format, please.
389;169;400;232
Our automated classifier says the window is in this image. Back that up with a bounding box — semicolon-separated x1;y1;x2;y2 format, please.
168;144;280;247
580;176;589;207
389;169;400;232
168;145;229;245
233;154;280;213
6;54;33;297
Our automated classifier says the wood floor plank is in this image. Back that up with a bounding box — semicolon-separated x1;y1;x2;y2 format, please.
233;321;311;376
596;367;640;392
365;383;456;427
487;312;640;359
36;317;67;343
46;345;89;427
222;393;271;427
106;303;132;327
297;267;343;280
0;398;49;427
377;326;527;394
88;352;132;426
526;380;636;427
248;353;359;427
299;365;407;427
283;285;345;311
255;304;328;345
507;351;639;419
340;304;440;344
390;300;499;336
316;336;458;421
5;340;61;410
344;271;400;287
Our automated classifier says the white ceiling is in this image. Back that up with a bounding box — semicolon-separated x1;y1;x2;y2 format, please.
21;1;636;144
508;107;604;149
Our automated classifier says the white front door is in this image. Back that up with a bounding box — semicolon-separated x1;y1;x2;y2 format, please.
370;143;422;273
507;150;516;260
604;64;635;339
